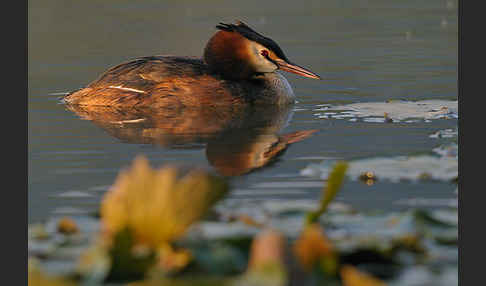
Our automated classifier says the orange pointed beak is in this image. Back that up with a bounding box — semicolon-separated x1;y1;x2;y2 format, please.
274;59;321;79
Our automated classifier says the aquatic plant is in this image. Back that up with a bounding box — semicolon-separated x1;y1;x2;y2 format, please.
83;156;229;281
27;156;457;286
101;156;228;246
294;223;338;275
306;161;349;225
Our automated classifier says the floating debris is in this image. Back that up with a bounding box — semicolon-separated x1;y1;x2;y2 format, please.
429;128;458;139
51;207;90;215
302;155;457;183
57;217;79;235
432;143;458;159
56;191;93;198
48;91;71;96
394;198;458;208
363;117;387;123
313;100;458;122
359;171;378;186
250;181;325;188
88;185;111;192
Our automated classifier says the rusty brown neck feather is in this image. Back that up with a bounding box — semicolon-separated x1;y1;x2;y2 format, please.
203;31;258;80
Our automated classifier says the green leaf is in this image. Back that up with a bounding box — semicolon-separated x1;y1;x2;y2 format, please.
306;161;348;225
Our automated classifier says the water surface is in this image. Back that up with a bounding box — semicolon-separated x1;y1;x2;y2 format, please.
28;0;458;222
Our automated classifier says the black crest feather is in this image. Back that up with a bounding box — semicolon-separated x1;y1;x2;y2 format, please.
216;20;289;62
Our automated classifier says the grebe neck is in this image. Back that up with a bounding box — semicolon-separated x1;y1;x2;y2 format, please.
255;72;295;105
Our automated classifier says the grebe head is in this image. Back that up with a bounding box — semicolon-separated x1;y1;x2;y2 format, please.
203;21;321;80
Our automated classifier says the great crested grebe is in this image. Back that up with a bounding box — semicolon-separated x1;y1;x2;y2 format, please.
63;21;320;108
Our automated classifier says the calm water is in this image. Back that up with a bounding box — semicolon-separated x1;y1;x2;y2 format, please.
28;0;458;223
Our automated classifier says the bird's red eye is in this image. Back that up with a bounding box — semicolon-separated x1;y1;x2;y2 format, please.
261;50;269;57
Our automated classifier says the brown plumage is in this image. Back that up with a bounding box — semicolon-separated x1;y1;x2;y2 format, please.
63;21;320;108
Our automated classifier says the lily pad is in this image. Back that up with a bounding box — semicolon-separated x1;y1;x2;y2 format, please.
301;155;457;183
429;128;458;139
314;100;458;122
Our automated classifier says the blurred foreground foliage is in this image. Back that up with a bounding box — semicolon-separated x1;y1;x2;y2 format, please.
29;157;457;286
101;156;228;246
306;161;348;225
98;156;228;281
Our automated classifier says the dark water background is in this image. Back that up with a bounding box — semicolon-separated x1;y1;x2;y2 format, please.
28;0;457;223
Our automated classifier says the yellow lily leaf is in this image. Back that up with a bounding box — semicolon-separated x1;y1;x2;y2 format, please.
101;156;228;248
340;265;387;286
155;243;192;274
293;224;337;274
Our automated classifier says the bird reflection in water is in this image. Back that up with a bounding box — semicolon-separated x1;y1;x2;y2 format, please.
64;103;317;176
